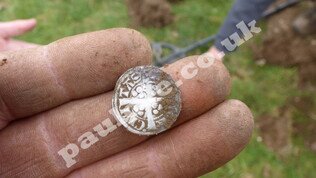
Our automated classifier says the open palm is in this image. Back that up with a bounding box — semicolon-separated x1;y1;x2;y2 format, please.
0;28;253;177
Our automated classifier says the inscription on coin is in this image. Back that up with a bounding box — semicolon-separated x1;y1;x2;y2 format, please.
112;66;181;135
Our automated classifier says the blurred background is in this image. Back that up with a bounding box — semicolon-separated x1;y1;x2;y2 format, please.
1;0;315;177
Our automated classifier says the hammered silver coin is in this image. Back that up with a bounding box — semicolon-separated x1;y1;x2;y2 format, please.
112;65;181;135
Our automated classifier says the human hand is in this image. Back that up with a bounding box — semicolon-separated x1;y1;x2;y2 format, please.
0;29;253;177
0;19;39;52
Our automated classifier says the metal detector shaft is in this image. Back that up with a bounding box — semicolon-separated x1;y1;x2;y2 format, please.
154;35;216;66
262;0;301;18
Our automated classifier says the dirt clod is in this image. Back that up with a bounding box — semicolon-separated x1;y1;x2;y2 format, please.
258;106;293;157
167;0;183;3
258;95;316;154
293;118;316;153
126;0;174;28
298;62;316;87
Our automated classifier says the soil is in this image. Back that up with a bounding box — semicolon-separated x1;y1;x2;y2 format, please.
251;1;316;86
126;0;174;28
255;1;316;155
167;0;183;3
258;95;316;154
258;106;293;157
291;96;316;152
293;119;316;152
299;62;316;86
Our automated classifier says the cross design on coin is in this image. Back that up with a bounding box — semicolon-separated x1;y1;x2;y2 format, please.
112;66;181;135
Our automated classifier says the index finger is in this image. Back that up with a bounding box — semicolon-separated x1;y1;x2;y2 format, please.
0;28;152;129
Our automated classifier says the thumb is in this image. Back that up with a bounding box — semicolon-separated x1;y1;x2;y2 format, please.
0;19;37;38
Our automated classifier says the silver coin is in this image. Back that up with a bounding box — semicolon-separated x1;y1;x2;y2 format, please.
112;66;181;135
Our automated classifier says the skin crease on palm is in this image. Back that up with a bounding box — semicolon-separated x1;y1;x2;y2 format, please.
0;19;254;178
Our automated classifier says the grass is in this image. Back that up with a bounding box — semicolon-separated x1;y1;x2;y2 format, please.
1;0;315;177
